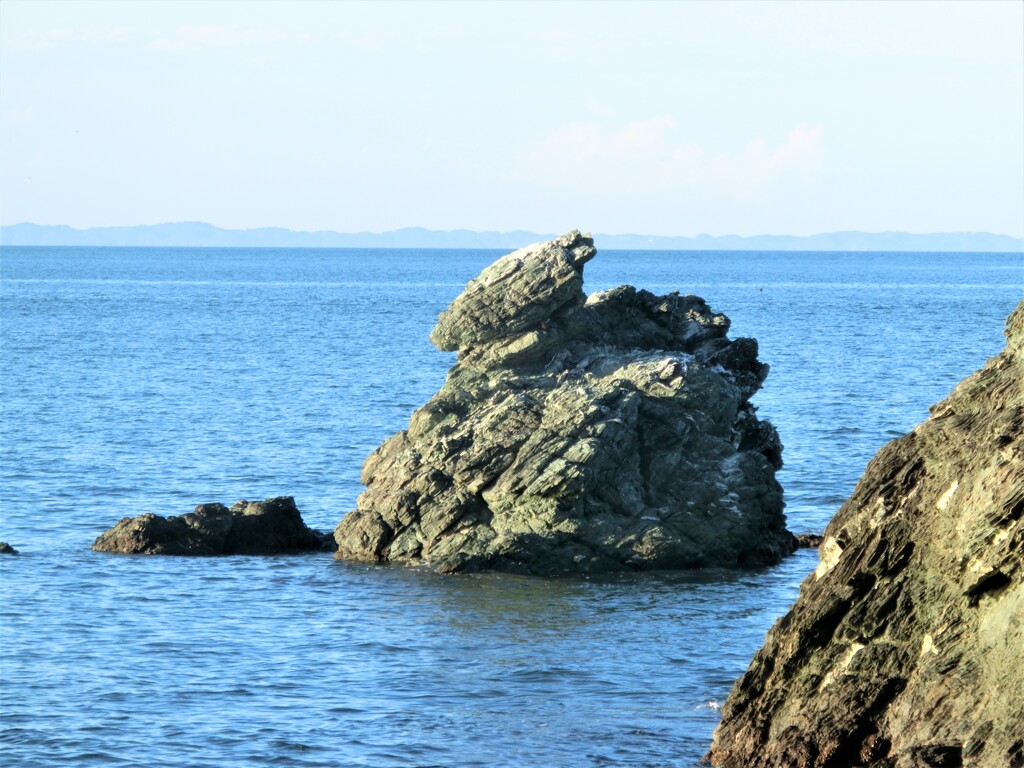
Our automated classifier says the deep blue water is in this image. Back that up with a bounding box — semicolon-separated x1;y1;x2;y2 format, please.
1;246;1021;767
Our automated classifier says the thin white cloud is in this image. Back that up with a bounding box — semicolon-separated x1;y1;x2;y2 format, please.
149;26;321;52
512;118;824;202
147;21;468;55
3;106;34;125
6;26;136;50
707;123;824;199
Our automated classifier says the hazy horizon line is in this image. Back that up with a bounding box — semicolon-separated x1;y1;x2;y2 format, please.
2;221;1022;253
4;220;1022;239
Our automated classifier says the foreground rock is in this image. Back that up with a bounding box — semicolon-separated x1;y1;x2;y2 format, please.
0;542;18;555
93;497;332;555
334;230;791;575
709;300;1024;768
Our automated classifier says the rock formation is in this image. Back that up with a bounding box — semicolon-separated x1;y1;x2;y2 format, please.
709;300;1024;768
0;541;18;555
334;230;791;575
93;497;331;555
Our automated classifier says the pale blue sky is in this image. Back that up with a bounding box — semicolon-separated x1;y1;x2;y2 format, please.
2;0;1022;236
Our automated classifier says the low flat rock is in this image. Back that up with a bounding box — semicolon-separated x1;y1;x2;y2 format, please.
92;497;332;555
334;231;792;575
709;300;1024;768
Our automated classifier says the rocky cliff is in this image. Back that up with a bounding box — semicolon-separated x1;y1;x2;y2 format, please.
333;230;791;575
709;300;1024;768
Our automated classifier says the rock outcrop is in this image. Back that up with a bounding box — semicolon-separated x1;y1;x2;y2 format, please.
334;230;791;575
93;497;331;555
709;300;1024;768
0;542;18;555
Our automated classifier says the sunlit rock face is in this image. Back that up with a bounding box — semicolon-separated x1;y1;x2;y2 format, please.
709;300;1024;768
334;230;790;575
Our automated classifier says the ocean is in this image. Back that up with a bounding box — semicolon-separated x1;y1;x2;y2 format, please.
1;245;1021;767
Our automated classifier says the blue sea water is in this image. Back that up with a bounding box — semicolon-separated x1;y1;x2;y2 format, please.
1;245;1021;767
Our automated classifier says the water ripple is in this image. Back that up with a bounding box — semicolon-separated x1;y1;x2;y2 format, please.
2;247;1020;767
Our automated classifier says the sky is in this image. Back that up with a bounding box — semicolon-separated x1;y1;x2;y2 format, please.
1;0;1022;237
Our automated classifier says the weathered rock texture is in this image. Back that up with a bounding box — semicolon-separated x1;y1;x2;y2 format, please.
709;300;1024;768
93;497;331;555
334;230;790;575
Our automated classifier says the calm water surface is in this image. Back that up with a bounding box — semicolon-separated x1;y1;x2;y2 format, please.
1;246;1021;767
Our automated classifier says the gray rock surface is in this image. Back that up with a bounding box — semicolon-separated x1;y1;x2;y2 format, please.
0;541;18;555
92;497;331;555
709;300;1024;768
334;230;791;575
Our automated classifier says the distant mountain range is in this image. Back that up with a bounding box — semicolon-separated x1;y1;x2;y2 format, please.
2;222;1021;252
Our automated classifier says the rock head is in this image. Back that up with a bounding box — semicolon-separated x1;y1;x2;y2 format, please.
708;299;1024;767
334;230;791;575
92;496;332;555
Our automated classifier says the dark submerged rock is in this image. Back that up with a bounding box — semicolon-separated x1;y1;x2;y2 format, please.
0;541;18;555
708;300;1024;768
92;497;332;555
334;230;791;575
792;532;825;549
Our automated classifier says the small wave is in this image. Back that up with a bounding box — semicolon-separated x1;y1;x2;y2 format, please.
830;425;862;434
